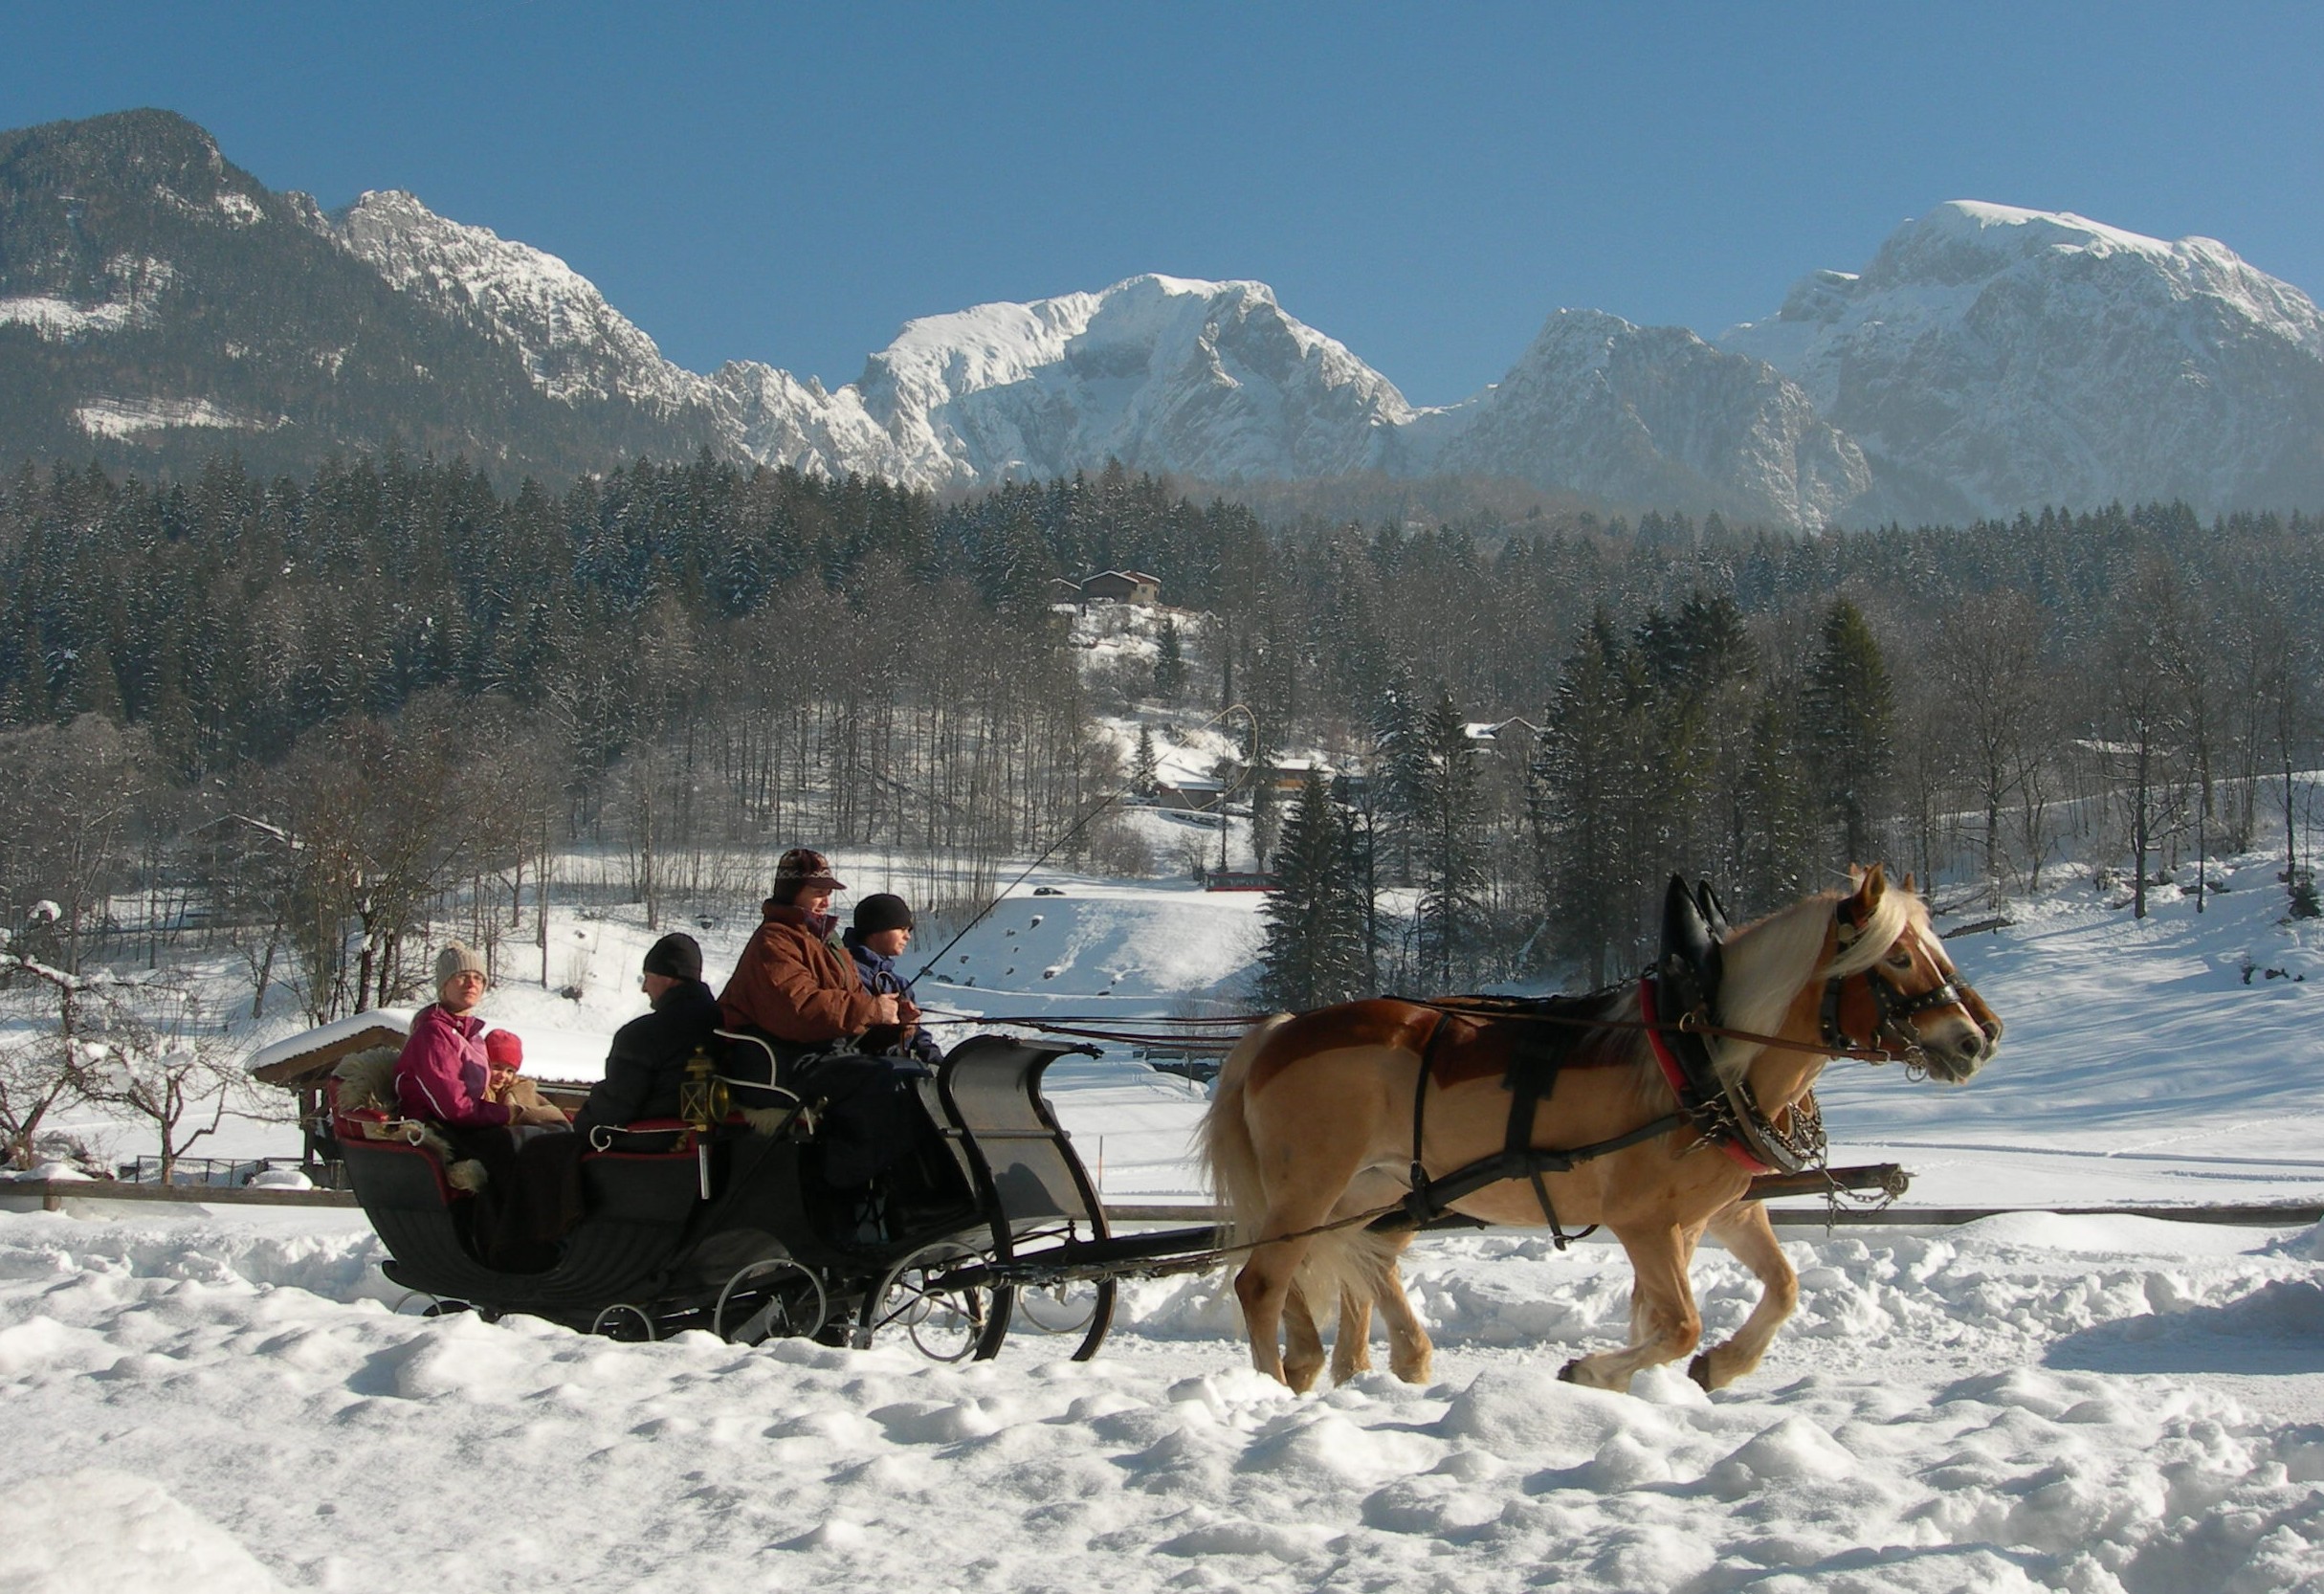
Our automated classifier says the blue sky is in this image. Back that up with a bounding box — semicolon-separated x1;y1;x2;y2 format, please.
8;2;2320;407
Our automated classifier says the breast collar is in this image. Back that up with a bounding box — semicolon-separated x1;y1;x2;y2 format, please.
1639;973;1815;1176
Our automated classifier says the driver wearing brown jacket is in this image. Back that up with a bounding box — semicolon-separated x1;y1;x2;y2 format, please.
719;849;900;1043
719;849;928;1212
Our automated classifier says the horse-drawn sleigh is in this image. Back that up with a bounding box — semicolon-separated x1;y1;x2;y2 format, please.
336;867;1997;1392
337;1031;1134;1362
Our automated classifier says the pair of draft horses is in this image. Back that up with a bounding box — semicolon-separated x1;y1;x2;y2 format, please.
1204;867;2003;1395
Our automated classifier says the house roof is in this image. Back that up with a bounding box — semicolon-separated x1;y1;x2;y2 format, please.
246;1010;413;1087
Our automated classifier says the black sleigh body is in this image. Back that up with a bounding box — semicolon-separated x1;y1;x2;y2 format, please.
338;1033;1117;1361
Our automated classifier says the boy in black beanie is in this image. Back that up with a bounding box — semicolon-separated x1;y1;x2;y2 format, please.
843;895;941;1067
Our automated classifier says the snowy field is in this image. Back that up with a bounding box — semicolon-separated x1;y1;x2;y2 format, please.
9;852;2324;1590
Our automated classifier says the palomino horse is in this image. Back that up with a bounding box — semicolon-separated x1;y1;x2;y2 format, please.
1203;867;2000;1394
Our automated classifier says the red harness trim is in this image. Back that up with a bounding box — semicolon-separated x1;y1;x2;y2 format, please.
1640;977;1773;1174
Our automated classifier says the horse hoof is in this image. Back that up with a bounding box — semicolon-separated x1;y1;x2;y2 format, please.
1687;1354;1713;1390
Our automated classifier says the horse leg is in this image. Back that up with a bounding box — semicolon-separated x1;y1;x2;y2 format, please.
1319;1230;1428;1386
1232;1208;1336;1386
1346;1230;1431;1384
1282;1281;1329;1393
1688;1200;1798;1391
1229;1120;1385;1388
1329;1286;1375;1384
1372;1267;1432;1384
1559;1223;1701;1393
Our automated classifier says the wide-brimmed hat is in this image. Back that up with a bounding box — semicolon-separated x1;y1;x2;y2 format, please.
772;848;844;892
853;893;914;935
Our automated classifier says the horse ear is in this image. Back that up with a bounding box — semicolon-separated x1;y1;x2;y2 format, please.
1900;871;1916;897
1848;863;1886;917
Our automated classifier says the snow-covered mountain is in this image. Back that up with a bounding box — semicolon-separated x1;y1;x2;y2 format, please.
13;112;2324;528
1722;201;2324;519
329;189;712;419
1412;310;1874;529
705;277;1425;489
305;185;2324;527
321;197;1421;490
841;277;1419;485
0;110;715;484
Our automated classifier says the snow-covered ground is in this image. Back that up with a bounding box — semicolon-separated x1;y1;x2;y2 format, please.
9;853;2324;1590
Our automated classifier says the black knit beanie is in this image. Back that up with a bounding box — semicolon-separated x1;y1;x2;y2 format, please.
642;932;703;982
852;894;915;935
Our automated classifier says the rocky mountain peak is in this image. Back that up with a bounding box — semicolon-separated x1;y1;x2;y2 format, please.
1723;202;2324;517
327;189;703;414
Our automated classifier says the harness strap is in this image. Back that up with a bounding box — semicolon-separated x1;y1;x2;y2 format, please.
1406;1012;1448;1213
1373;1114;1684;1233
1642;976;1779;1176
1499;1021;1594;1249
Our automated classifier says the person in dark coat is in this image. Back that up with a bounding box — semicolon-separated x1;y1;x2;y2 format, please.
842;894;941;1070
574;933;723;1138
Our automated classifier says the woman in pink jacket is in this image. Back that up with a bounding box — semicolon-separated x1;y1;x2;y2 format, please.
395;943;563;1129
394;942;577;1271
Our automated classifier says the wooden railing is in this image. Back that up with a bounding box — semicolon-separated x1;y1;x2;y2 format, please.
8;1179;2320;1229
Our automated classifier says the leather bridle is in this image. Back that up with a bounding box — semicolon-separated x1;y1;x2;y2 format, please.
1817;908;1993;1074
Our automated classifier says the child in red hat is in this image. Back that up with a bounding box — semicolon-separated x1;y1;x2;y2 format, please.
485;1029;566;1123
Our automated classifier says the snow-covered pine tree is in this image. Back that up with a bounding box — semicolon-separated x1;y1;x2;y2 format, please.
1130;724;1160;800
1412;692;1487;989
1152;616;1186;702
1530;610;1649;987
1257;770;1371;1010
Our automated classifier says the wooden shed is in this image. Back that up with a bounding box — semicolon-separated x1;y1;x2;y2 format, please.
247;1012;413;1174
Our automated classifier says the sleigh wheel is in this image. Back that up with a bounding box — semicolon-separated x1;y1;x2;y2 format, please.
590;1302;658;1341
1014;1276;1117;1362
715;1256;829;1345
855;1238;1013;1362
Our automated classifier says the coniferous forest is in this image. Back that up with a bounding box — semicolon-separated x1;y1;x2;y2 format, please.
5;447;2323;1035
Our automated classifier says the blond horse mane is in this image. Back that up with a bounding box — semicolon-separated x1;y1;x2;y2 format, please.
1706;879;1916;1087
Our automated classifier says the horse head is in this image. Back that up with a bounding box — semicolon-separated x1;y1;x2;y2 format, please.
1827;866;2003;1082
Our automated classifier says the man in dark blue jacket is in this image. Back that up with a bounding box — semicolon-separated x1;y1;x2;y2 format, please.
842;895;942;1070
575;933;723;1136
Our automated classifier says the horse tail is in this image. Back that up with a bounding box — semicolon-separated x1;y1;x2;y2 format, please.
1297;1223;1406;1327
1201;1011;1294;1246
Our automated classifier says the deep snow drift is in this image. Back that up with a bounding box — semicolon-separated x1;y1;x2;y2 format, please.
5;1203;2324;1594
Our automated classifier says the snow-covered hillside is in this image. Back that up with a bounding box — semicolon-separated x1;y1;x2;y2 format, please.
1415;309;1874;529
330;189;717;418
